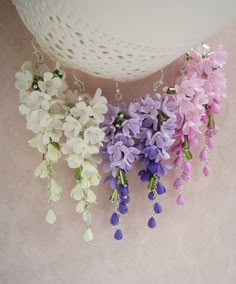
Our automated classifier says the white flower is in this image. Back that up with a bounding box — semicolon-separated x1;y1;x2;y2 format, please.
86;189;96;203
66;153;84;169
46;209;56;224
25;91;51;111
42;118;63;144
89;88;108;122
64;89;78;107
66;137;99;158
63;115;82;138
50;179;62;202
34;159;48;178
82;210;92;223
15;61;34;91
71;183;84;201
26;109;48;133
70;101;93;125
38;72;62;96
84;126;105;145
46;143;61;163
75;200;86;213
28;133;46;153
83;228;94;242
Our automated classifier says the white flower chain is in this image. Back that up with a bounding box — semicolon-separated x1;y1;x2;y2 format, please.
15;61;74;224
15;63;108;241
62;88;107;241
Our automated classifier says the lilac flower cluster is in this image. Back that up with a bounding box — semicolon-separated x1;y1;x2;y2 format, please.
102;103;141;240
137;94;177;228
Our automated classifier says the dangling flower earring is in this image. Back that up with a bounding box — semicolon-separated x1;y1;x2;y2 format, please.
137;70;177;228
102;81;141;240
15;37;69;224
171;44;226;205
61;70;108;241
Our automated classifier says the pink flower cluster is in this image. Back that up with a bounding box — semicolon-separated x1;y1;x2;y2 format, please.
171;45;227;205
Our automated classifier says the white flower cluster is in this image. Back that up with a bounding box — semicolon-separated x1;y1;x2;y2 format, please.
15;61;76;225
15;62;108;241
62;88;107;241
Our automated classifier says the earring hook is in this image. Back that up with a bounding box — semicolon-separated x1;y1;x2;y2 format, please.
115;81;122;102
32;37;44;64
73;69;85;93
153;69;164;92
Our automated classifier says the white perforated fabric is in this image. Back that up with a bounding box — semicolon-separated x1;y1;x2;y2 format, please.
13;0;236;82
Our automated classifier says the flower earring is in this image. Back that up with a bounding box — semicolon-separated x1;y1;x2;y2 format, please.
137;70;177;228
102;82;141;240
171;44;227;205
61;70;108;241
15;37;71;224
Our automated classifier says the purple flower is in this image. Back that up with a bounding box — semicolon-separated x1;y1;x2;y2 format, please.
118;202;128;215
110;213;119;226
156;182;166;195
139;96;161;119
118;184;129;196
153;202;162;214
148;217;156;228
114;229;123;240
122;118;141;137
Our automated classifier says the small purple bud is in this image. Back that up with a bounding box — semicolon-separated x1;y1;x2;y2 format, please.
147;161;158;174
148;191;155;200
118;184;129;196
174;156;183;167
139;170;151;182
199;148;208;161
208;138;214;149
120;195;130;204
173;178;181;190
183;161;192;174
118;202;128;215
114;229;123;240
203;165;210;176
153;202;162;214
110;213;119;226
156;182;166;195
148;217;156;228
182;171;190;182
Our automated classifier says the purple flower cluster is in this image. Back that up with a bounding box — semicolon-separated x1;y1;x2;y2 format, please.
136;94;177;228
102;103;142;240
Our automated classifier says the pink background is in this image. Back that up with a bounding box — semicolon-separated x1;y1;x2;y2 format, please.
0;1;236;283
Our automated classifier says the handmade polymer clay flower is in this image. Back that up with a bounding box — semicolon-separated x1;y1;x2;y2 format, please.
102;102;141;240
170;44;226;206
137;93;177;228
62;87;107;241
15;60;68;224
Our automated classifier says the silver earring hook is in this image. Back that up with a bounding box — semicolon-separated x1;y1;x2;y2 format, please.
115;81;122;103
32;37;44;64
73;69;85;93
153;69;164;92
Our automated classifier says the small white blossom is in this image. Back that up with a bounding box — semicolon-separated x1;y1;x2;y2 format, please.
89;88;108;122
71;183;84;201
70;101;93;125
28;133;46;153
75;200;86;214
83;228;94;242
46;143;61;163
50;179;62;202
84;126;105;145
86;189;96;203
15;61;34;91
63;115;82;138
46;209;56;224
38;72;62;96
34;160;48;178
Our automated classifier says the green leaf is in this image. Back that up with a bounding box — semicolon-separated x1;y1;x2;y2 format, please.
148;176;157;191
118;169;127;185
75;165;83;181
184;149;193;160
50;141;60;151
208;113;215;129
110;189;119;203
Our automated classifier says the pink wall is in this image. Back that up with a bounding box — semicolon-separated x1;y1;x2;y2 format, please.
0;1;236;283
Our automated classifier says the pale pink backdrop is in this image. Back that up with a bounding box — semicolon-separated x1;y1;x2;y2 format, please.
0;1;236;284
